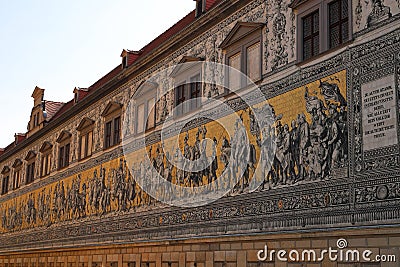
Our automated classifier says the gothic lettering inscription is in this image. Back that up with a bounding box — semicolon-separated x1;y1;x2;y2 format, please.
362;75;397;151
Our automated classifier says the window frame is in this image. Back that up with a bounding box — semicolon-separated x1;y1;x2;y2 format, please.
295;0;353;62
224;29;262;93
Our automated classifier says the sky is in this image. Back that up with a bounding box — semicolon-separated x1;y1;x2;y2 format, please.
0;0;195;148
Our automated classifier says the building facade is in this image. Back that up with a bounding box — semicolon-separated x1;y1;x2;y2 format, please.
1;0;400;266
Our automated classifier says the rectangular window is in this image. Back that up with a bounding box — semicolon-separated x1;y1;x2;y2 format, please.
41;153;51;177
26;162;35;184
303;10;319;60
58;143;70;169
79;130;93;160
246;42;261;82
228;52;241;90
328;0;349;48
146;98;156;130
1;175;9;195
105;121;112;148
113;116;121;145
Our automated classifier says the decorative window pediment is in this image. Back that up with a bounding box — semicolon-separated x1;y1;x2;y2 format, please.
170;56;203;78
289;0;309;9
56;130;72;143
25;150;37;161
77;117;95;131
1;166;10;174
219;22;264;49
39;141;53;152
134;81;158;98
12;159;22;168
101;101;123;117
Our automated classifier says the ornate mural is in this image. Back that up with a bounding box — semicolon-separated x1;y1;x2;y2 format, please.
0;0;399;253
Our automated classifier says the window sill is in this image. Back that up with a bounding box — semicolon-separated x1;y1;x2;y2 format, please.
296;40;352;67
103;142;121;151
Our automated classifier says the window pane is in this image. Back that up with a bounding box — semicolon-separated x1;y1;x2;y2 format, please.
114;117;121;145
246;42;261;82
303;39;312;60
342;21;349;41
303;16;311;38
329;0;340;25
147;98;155;129
80;135;86;159
105;121;112;148
65;144;70;166
228;52;241;90
330;25;340;48
47;154;51;175
137;104;145;133
313;35;319;56
313;12;319;34
87;131;93;156
190;74;201;110
342;0;349;19
175;85;186;116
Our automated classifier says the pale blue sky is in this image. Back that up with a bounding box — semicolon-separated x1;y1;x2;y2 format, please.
0;0;195;147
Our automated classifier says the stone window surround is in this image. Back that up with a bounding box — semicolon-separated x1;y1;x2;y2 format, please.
294;0;353;62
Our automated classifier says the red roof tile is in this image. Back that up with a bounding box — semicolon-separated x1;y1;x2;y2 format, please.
44;101;64;121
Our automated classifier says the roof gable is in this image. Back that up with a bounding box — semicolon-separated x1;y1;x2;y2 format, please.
219;22;264;49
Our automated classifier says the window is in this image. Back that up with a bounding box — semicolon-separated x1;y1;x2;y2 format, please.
104;116;121;148
25;151;36;184
56;131;72;170
174;73;202;116
77;118;94;160
1;167;10;195
101;102;122;149
26;162;35;184
58;143;70;169
105;116;121;148
220;22;263;92
40;142;53;177
12;160;22;190
292;0;352;61
170;57;203;117
2;175;9;195
302;10;320;60
328;0;349;49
